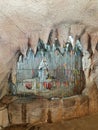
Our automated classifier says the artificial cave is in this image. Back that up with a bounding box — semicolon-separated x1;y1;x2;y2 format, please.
0;0;98;130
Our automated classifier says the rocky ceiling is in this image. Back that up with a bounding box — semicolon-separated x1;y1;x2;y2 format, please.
0;0;98;99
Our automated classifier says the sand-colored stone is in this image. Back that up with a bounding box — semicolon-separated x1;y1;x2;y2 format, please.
0;104;9;128
8;102;22;124
26;99;48;124
7;95;89;125
1;91;98;128
62;95;89;120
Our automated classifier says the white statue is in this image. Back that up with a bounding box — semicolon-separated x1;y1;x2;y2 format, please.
38;57;49;90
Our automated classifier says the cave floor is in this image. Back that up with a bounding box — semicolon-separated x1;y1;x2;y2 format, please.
3;113;98;130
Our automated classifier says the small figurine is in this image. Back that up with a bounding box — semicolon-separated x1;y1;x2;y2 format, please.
38;57;49;90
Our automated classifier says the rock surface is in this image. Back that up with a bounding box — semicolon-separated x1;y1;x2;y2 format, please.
7;95;89;125
0;0;98;98
1;93;98;128
0;103;9;128
0;0;98;128
3;113;98;130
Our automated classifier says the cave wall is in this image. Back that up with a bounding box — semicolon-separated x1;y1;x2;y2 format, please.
0;0;98;128
0;0;98;99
